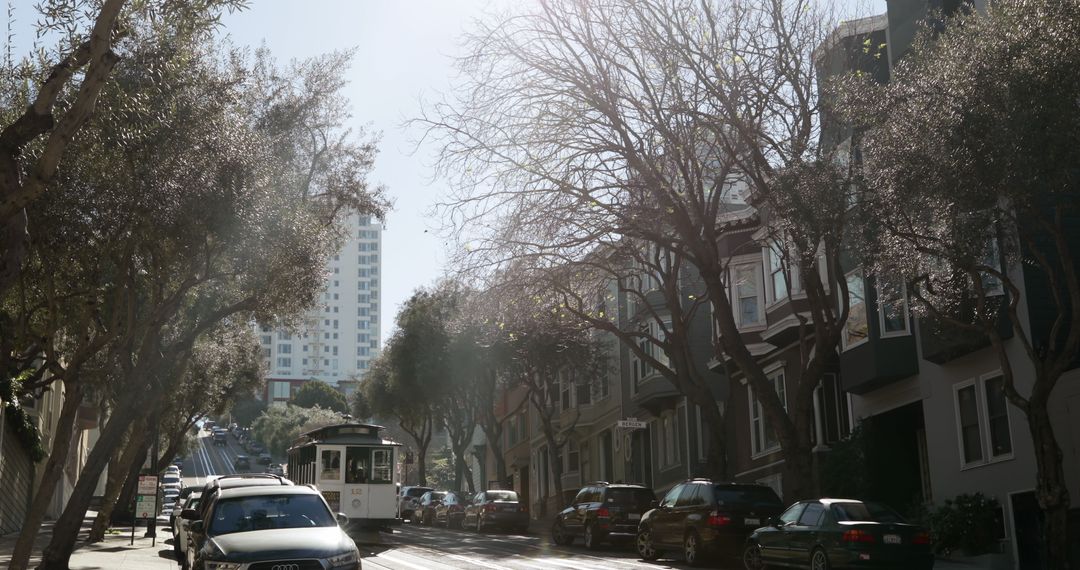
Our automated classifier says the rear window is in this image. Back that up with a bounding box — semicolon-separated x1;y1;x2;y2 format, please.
406;487;432;498
713;485;783;509
488;491;519;502
606;488;655;507
162;475;181;484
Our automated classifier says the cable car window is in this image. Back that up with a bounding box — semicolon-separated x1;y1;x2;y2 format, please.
372;448;393;483
321;449;341;481
346;447;370;484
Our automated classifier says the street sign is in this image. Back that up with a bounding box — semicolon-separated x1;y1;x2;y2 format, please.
617;418;647;430
137;475;157;495
135;496;157;519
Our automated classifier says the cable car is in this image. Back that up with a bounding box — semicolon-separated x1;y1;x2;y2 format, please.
287;422;402;531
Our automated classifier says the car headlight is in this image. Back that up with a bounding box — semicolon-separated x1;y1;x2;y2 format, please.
328;549;360;567
204;563;242;570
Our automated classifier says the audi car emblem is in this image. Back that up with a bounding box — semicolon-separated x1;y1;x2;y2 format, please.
270;564;299;570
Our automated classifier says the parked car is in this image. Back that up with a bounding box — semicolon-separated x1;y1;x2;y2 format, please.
264;463;285;476
257;452;272;465
463;489;529;533
202;420;215;431
636;479;783;566
233;455;251;470
165;465;181;476
553;482;657;549
183;485;360;570
248;441;265;454
173;492;202;568
742;499;934;570
212;431;226;446
416;491;447;525
172;457;185;469
397;486;433;522
434;491;473;529
161;473;183;491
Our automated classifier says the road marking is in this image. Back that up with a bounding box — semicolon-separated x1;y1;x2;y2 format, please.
375;550;457;570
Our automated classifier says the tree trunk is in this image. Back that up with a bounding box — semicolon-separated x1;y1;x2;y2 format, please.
111;452;144;526
416;446;428;486
699;400;728;479
7;380;83;570
779;441;815;505
88;426;148;542
36;396;141;570
1028;395;1071;569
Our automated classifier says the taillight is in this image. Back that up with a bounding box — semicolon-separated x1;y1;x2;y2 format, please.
913;532;931;545
520;504;528;512
484;503;497;512
842;529;877;543
707;511;732;526
596;507;610;518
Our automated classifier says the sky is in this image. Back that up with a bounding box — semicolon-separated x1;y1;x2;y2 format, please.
10;0;883;345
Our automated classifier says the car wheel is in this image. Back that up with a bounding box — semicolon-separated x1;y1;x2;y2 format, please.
551;520;571;546
684;531;703;567
637;526;662;561
811;548;831;570
742;542;767;570
584;522;601;550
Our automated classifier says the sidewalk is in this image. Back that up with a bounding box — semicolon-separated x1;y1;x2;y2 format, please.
0;512;180;569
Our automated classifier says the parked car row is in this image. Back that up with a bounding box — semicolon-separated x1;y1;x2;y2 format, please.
535;478;936;569
400;487;530;533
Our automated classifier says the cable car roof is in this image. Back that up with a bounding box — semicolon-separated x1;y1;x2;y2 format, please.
290;422;402;447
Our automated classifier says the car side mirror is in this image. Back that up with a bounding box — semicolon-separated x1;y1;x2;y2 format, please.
180;509;200;520
649;500;659;509
189;520;204;534
337;512;349;526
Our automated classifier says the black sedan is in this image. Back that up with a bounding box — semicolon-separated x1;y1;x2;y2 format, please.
742;499;934;570
463;489;528;533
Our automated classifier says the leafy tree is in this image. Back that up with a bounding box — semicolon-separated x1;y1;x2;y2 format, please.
232;396;269;428
835;1;1080;564
292;380;349;413
251;404;343;457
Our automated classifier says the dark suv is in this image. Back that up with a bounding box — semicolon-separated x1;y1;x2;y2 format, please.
552;482;657;549
636;479;784;566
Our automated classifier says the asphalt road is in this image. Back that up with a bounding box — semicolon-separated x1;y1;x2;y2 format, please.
178;430;707;569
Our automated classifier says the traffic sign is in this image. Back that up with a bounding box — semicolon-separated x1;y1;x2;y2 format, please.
137;475;157;495
617;418;647;430
135;496;157;519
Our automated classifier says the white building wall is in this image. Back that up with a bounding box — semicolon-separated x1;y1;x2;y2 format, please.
259;214;382;392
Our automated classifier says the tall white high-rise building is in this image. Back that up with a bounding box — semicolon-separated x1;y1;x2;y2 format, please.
259;214;382;405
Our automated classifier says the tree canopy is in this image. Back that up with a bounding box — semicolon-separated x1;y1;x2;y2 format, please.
292;380;349;414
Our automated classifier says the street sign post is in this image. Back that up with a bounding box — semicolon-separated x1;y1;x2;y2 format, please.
137;475;157;495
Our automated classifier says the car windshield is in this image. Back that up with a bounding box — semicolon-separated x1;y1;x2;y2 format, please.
487;491;518;502
208;495;335;536
406;488;432;498
162;475;180;484
606;488;654;507
713;486;783;509
428;492;446;501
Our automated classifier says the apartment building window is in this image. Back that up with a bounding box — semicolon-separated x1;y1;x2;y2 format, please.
302;358;308;366
597;371;610;401
566;440;580;473
260;335;272;345
696;405;708;461
765;240;799;304
332;333;338;339
843;271;869;349
302;345;308;352
333;319;339;329
272;381;289;399
954;374;1014;468
279;332;292;341
324;332;330;339
750;367;787;457
733;262;764;327
334;280;339;287
560;371;572;411
661;412;678;467
812;374;851;447
261;348;271;359
260;325;271;333
358;308;369;317
576;377;591;406
332;346;338;356
276;357;291;368
277;344;291;354
877;280;909;337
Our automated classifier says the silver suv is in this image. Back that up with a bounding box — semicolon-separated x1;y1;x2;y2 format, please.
397;486;433;522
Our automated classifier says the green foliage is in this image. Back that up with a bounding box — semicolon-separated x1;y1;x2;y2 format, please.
425;446;456;491
0;372;46;462
250;404;342;457
820;423;870;499
292;381;348;414
929;493;1002;556
231;397;268;428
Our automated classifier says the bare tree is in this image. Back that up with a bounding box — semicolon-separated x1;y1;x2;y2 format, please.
421;0;853;502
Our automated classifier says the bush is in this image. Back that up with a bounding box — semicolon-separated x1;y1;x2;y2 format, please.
929;493;1002;556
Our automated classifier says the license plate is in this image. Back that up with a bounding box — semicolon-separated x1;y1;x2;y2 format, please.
629;513;641;521
502;506;517;511
884;534;901;544
745;518;760;526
